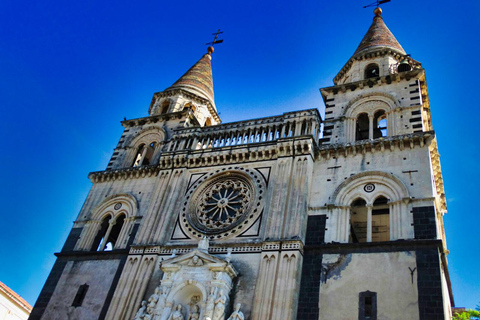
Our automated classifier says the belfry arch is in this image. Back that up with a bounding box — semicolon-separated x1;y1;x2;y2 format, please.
75;193;139;251
343;93;398;142
325;171;413;243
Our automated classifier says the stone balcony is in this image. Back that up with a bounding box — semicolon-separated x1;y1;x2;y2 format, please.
89;109;322;182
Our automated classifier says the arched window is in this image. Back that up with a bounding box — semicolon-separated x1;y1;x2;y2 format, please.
132;142;157;167
132;144;145;167
184;102;196;113
350;198;367;243
91;214;126;251
91;215;111;251
349;196;390;243
365;64;379;79
373;110;387;138
372;196;390;242
205;117;212;126
160;100;170;114
356;113;370;141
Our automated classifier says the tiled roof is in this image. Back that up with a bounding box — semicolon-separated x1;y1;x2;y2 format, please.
353;10;405;57
165;52;215;108
0;281;32;312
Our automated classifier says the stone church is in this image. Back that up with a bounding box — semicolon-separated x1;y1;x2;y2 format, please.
30;8;453;320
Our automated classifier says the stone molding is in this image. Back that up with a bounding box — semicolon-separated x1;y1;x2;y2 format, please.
429;137;447;212
332;49;422;85
88;138;315;183
179;168;266;240
317;131;434;159
329;170;409;206
121;110;191;128
128;240;304;256
343;92;399;118
91;193;139;220
149;88;221;123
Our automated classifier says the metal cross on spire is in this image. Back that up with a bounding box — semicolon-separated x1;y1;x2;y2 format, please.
363;0;391;8
205;29;224;47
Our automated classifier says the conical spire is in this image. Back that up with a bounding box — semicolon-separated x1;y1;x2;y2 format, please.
165;47;215;108
353;8;405;57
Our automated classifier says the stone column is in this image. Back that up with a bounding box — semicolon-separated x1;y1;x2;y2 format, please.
251;252;279;320
125;256;157;320
99;218;116;251
368;115;374;140
136;171;172;245
117;216;136;249
367;205;373;242
271;251;303;320
76;220;101;250
105;256;142;320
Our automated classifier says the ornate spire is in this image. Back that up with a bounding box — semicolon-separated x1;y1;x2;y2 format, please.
165;47;215;109
352;8;405;58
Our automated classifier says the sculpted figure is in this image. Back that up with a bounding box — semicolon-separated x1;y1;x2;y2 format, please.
188;305;200;320
198;236;209;252
212;290;226;320
227;303;244;320
169;304;184;320
133;301;148;320
147;287;161;314
188;255;204;266
159;302;173;320
203;287;216;320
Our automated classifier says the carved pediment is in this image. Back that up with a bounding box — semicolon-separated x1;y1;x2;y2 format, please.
161;249;237;279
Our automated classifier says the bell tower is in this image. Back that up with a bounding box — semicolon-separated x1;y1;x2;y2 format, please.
320;7;431;145
105;47;221;171
296;7;451;320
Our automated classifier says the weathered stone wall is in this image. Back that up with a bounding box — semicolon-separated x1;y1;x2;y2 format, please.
40;259;122;320
318;252;420;320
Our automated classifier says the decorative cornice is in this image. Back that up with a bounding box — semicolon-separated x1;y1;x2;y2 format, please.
129;240;304;255
121;110;192;128
317;131;434;159
151;88;221;123
429;137;447;212
322;68;424;98
89;137;315;183
332;49;422;86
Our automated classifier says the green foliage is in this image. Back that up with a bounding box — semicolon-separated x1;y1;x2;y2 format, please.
453;304;480;320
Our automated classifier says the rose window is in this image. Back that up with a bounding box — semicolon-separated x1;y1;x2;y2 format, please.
197;179;251;230
180;168;266;239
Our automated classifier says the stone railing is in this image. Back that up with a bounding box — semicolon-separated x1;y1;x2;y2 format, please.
165;109;322;153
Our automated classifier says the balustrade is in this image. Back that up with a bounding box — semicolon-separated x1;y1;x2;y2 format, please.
166;110;321;153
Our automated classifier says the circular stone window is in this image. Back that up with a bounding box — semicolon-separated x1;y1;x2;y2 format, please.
181;168;265;240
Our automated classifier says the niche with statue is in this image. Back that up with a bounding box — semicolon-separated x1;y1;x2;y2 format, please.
133;240;239;320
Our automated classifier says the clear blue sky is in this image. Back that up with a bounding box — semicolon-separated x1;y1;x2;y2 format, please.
1;0;479;310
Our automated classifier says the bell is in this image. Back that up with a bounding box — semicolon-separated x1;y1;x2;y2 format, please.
397;59;412;73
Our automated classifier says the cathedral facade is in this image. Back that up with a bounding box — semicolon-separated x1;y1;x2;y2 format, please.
30;8;453;320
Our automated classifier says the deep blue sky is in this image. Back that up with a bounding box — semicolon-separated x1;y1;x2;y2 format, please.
1;0;479;310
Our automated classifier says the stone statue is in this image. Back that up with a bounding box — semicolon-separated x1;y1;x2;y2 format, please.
188;305;200;320
203;287;216;320
147;287;161;314
227;303;244;320
212;290;226;320
188;255;204;266
225;248;232;263
198;236;209;252
133;301;148;320
169;304;184;320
